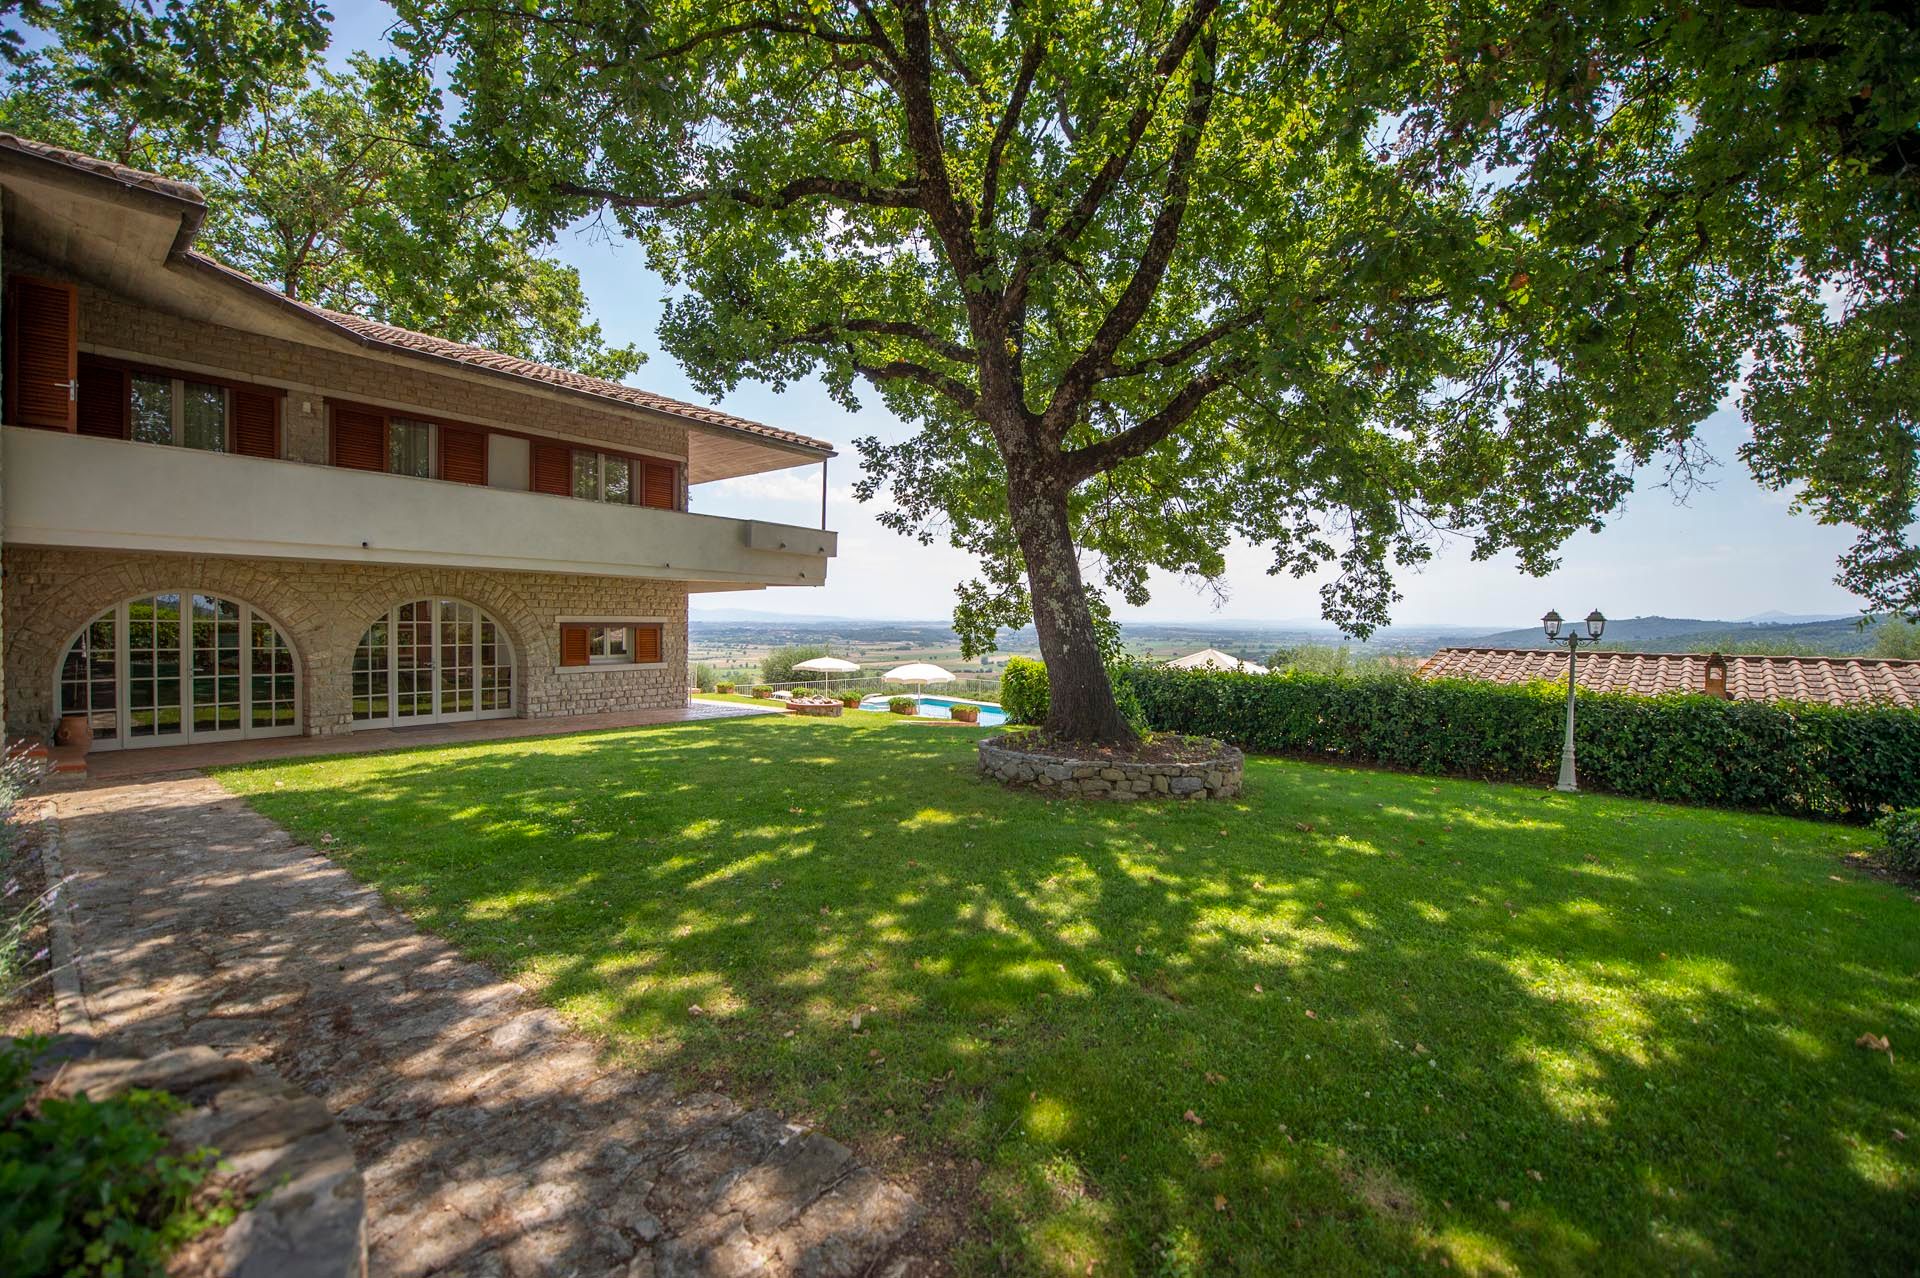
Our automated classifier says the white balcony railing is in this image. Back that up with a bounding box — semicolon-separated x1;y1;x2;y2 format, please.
2;427;836;588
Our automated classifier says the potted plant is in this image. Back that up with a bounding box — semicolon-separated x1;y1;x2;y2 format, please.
840;693;864;709
950;703;980;724
888;696;917;715
752;685;774;699
716;681;736;694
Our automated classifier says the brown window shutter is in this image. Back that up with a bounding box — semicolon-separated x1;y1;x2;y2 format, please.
231;387;279;458
633;623;663;665
532;442;571;495
441;426;487;485
559;624;591;667
75;360;128;438
332;406;385;470
642;460;678;510
4;275;78;430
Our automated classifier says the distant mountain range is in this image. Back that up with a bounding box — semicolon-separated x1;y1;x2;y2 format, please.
1470;614;1883;655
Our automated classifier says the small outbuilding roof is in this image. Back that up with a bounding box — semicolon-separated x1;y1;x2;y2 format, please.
1168;648;1270;674
1416;647;1920;709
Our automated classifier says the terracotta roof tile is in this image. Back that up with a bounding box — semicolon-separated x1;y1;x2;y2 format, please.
0;130;205;206
1415;647;1920;709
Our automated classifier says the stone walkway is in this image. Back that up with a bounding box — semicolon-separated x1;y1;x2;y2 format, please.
46;773;925;1277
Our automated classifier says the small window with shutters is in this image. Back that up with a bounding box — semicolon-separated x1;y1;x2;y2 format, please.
557;621;664;668
3;274;78;431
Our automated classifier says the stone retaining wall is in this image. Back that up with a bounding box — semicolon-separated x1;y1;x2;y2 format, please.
977;734;1244;800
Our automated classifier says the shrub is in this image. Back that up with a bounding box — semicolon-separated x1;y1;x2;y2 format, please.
1878;810;1920;872
0;1037;233;1277
1000;657;1050;725
715;681;736;694
761;645;828;686
950;703;980;723
692;662;717;692
1113;664;1920;820
888;697;917;715
839;694;864;709
751;685;774;699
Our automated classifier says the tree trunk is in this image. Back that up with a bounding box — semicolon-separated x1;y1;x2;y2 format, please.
1006;467;1137;744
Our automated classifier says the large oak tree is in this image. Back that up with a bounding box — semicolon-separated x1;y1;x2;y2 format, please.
389;0;1917;742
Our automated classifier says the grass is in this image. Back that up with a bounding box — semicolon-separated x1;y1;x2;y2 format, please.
216;713;1920;1275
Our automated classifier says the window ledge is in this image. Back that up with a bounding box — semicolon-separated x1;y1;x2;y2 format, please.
554;661;668;675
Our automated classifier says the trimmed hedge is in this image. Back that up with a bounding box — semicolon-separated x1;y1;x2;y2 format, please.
1115;664;1920;820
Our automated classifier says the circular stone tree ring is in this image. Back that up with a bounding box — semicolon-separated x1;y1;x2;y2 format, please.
977;733;1244;800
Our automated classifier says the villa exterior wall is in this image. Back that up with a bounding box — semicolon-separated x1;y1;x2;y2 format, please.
2;546;689;739
8;250;690;465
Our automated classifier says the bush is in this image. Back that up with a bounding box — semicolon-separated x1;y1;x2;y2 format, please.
950;703;980;723
839;693;864;709
1113;664;1920;820
888;697;917;715
761;646;828;686
751;685;774;699
0;1037;232;1277
715;681;736;694
1878;810;1920;872
1001;657;1050;725
691;663;717;692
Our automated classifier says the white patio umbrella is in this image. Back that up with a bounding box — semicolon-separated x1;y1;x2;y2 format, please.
1169;648;1270;675
792;655;860;689
882;661;957;698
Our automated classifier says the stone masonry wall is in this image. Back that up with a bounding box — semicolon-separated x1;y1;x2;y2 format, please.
3;546;689;738
977;734;1244;801
10;251;687;463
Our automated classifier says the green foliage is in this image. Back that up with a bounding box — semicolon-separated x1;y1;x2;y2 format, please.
750;686;774;699
1877;811;1920;873
999;658;1051;727
1267;644;1405;677
1116;665;1920;820
839;693;864;710
714;681;736;694
887;697;917;714
691;663;717;693
759;646;827;687
0;1038;230;1277
1871;620;1920;660
0;41;642;379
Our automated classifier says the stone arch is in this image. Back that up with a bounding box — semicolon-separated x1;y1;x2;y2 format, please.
342;584;528;729
8;553;319;737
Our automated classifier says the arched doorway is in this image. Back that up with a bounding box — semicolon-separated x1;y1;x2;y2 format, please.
351;598;515;728
56;592;301;750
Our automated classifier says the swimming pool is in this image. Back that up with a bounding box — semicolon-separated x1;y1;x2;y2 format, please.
859;694;1009;727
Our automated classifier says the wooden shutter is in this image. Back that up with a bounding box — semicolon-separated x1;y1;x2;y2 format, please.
332;406;385;470
559;624;591;667
633;623;663;665
532;442;571;495
75;360;128;438
642;460;677;510
231;387;279;458
4;275;78;430
441;426;487;485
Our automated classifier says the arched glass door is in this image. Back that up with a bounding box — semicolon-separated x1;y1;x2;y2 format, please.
56;593;300;750
351;599;514;728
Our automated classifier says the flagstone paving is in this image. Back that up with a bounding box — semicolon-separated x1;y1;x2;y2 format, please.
46;772;926;1278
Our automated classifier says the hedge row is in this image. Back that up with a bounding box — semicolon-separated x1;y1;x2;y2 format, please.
1113;664;1920;819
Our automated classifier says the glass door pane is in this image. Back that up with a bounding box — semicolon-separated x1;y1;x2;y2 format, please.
394;601;433;719
250;617;298;729
190;594;243;735
438;600;476;716
353;618;389;721
59;614;119;743
127;594;183;739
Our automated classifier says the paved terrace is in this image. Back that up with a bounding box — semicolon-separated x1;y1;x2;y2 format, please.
42;722;925;1277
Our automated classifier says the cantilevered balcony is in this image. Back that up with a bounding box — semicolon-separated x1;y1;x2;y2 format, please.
2;427;836;590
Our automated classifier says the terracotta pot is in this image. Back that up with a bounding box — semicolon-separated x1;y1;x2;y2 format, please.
55;713;93;751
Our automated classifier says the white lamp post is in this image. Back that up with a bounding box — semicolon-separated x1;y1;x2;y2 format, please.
1543;608;1606;793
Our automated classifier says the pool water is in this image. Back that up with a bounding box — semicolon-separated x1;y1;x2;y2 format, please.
860;694;1009;727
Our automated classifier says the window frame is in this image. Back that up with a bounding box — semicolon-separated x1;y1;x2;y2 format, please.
129;372;231;452
587;624;631;663
556;618;666;672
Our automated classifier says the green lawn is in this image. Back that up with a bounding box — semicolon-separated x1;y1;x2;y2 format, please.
217;714;1920;1275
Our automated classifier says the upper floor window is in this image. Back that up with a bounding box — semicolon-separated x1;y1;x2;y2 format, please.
131;375;227;452
572;450;632;503
388;418;432;478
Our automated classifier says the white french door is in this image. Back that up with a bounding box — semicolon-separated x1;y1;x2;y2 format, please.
56;592;301;750
351;599;514;729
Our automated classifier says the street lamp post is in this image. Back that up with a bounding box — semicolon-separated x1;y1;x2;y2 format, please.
1542;608;1606;793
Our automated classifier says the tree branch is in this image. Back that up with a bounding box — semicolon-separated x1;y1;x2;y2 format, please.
550;174;920;211
978;24;1048;236
852;357;980;409
1061;354;1249;484
793;317;977;364
1096;306;1262;380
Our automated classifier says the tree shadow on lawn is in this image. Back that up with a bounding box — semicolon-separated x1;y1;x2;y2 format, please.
224;716;1920;1276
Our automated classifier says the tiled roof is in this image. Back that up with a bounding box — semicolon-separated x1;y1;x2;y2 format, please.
0;131;832;457
1416;647;1920;709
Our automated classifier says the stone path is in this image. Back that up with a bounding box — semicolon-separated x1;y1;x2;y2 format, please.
46;773;925;1277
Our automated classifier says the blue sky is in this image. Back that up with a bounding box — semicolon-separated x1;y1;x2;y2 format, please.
321;4;1870;626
